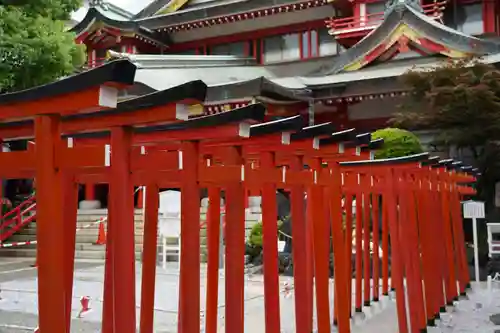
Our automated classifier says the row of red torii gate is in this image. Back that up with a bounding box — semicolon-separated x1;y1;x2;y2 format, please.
0;60;476;333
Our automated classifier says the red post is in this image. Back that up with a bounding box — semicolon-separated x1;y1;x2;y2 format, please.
140;184;160;333
223;146;245;333
354;175;363;312
63;173;79;332
137;187;144;209
85;183;95;201
260;151;281;333
289;155;313;333
205;186;221;333
102;190;115;333
381;197;389;295
344;193;354;311
329;165;351;333
361;174;371;306
109;127;136;333
34;114;66;333
385;170;409;333
371;194;380;302
309;160;331;333
178;141;201;333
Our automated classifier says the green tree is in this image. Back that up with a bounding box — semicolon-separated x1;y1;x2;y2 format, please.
0;0;86;93
391;58;500;210
371;127;424;159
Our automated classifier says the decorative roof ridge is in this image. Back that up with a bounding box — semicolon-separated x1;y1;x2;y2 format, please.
135;0;251;22
89;1;135;19
70;8;170;47
108;50;258;68
311;3;500;76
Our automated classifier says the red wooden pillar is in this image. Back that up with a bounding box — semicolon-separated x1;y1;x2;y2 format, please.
344;193;354;311
401;174;426;332
85;183;95;201
63;173;79;332
140;184;160;333
223;146;245;333
205;186;221;333
329;164;351;333
260;151;281;333
483;0;496;34
309;159;331;333
109;127;136;333
371;193;380;302
34;114;66;332
354;173;363;312
361;174;371;306
102;192;115;333
289;155;313;333
385;170;409;333
137;187;144;209
440;183;459;304
178;141;201;333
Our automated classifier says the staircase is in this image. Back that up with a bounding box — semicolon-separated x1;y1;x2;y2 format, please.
0;201;263;261
0;209;145;260
0;196;37;243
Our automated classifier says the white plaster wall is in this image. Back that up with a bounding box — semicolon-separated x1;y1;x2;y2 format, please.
348;96;408;120
171;6;332;43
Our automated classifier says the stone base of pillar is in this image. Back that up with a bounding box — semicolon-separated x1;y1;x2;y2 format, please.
79;200;101;210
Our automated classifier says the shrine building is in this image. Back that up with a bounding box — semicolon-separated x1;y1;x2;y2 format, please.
68;0;500;207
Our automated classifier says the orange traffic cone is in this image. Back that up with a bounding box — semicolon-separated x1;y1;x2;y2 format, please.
77;296;92;318
93;222;106;245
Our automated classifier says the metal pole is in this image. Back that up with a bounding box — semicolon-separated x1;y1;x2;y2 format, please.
473;217;480;283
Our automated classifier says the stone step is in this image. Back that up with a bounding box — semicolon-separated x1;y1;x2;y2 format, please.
8;233;146;244
75;243;144;252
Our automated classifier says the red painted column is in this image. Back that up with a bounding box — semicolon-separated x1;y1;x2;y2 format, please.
34;115;66;332
344;193;354;311
63;173;79;332
137;187;144;209
205;186;221;333
385;170;409;333
289;155;313;333
309;160;331;333
371;194;380;302
354;174;363;312
260;152;281;333
223;147;245;333
361;175;371;306
85;184;95;201
140;184;160;333
102;189;115;333
483;0;496;34
178;141;201;333
109;127;136;333
329;165;351;333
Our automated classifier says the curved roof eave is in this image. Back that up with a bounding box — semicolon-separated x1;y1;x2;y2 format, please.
70;8;171;47
312;3;500;76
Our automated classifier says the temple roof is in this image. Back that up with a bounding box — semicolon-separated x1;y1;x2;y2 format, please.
314;2;500;75
70;8;170;46
134;0;191;19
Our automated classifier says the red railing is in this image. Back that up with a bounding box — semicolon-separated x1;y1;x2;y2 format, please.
326;2;446;34
0;196;36;242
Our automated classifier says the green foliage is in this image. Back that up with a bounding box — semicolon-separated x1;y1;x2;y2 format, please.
0;0;86;93
371;127;423;159
248;219;284;248
391;58;500;206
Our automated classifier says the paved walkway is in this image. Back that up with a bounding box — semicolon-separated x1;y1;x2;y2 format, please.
0;258;402;332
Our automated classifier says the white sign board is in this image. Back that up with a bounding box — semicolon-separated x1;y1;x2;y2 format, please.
463;201;485;219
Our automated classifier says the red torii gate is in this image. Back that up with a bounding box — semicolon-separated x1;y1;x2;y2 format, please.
0;59;477;333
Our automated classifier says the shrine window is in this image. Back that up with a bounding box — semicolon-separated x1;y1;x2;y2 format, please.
318;28;340;56
209;42;247;56
263;33;301;63
443;2;484;36
459;3;483;35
